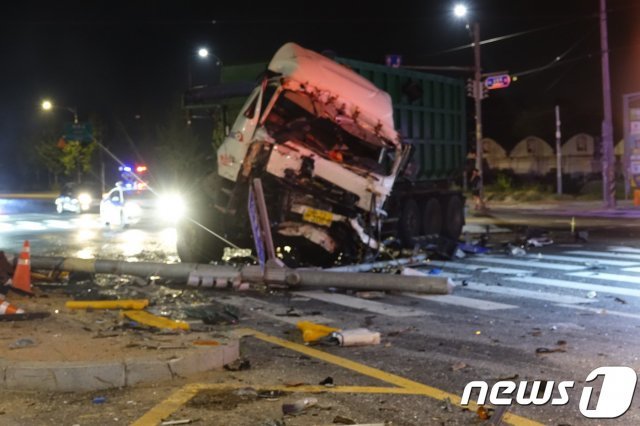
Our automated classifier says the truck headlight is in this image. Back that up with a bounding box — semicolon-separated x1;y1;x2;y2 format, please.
78;193;92;209
157;194;186;222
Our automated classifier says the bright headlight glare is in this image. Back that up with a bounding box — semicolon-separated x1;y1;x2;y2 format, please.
157;194;186;222
78;193;92;204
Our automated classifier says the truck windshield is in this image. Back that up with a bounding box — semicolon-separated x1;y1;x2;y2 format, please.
264;90;394;175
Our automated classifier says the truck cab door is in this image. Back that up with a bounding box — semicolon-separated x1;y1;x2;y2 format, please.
217;80;270;182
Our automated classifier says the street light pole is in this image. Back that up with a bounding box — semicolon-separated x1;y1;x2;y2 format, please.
600;0;615;208
472;22;484;197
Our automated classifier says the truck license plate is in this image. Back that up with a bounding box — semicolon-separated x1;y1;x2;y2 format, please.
302;208;333;227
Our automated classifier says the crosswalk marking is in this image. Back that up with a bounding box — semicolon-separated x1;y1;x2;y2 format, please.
555;303;640;320
461;282;595;305
527;254;639;267
565;250;640;261
293;291;427;317
607;246;640;254
434;261;532;275
405;293;517;311
505;276;640;298
567;271;640;285
222;295;336;325
622;267;640;273
472;256;585;271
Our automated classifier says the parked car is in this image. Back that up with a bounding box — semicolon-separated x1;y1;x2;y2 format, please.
54;182;101;214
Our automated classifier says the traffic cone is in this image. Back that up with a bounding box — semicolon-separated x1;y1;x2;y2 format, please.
0;299;25;315
11;241;32;295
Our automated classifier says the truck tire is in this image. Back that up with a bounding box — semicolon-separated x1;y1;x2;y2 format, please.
442;195;464;240
421;197;443;236
398;198;420;248
176;218;225;264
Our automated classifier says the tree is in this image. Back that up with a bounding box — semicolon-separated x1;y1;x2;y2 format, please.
59;140;96;183
154;114;210;188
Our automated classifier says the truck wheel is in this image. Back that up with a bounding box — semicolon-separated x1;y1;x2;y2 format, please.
442;195;464;240
398;198;420;248
176;219;225;264
421;198;443;236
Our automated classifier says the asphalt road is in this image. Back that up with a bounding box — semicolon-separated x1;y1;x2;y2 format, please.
2;198;640;425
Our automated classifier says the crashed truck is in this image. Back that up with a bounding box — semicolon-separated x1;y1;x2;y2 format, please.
177;42;467;267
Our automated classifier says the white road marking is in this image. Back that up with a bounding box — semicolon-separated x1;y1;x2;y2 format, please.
405;293;517;311
555;303;640;320
565;250;640;261
435;261;532;275
472;256;585;271
293;291;427;317
527;254;638;267
622;267;640;273
505;276;640;298
567;271;640;285
222;295;335;325
607;246;640;254
462;282;595;305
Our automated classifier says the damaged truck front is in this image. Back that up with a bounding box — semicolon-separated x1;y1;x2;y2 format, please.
178;43;466;266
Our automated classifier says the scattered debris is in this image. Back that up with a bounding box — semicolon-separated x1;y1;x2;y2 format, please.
161;420;193;426
319;376;334;387
586;291;597;299
328;328;381;347
477;406;492;420
457;243;490;254
333;415;357;425
297;321;339;343
505;245;526;257
614;297;627;304
121;310;190;330
535;347;567;355
575;230;589;243
450;361;467;371
428;268;442;275
283;381;306;387
224;358;251;372
355;291;385;300
526;237;553;248
92;396;107;404
282;397;318;415
66;299;149;310
258;390;286;400
585;262;605;271
183;304;239;325
9;337;37;349
232;387;258;398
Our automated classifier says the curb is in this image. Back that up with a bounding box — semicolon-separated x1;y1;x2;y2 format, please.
0;339;239;392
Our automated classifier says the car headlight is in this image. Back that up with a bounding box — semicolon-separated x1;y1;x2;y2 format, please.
78;193;92;205
125;201;142;216
157;194;186;222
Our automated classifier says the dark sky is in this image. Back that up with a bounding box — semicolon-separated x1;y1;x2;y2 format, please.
1;0;639;186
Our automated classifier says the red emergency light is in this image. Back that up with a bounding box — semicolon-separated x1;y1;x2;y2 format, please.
136;165;148;173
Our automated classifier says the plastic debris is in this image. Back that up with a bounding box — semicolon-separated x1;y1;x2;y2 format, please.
224;358;251;371
586;291;597;299
614;297;627;304
92;396;107;404
161;420;193;426
183;304;239;325
457;243;490;254
526;237;553;247
333;415;356;425
282;397;318;415
506;245;526;256
121;310;189;330
319;376;334;387
450;362;467;371
66;299;149;310
9;337;36;349
329;328;381;347
535;347;566;355
297;321;339;343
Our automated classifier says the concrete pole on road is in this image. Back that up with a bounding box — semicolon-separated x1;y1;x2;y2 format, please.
600;0;616;208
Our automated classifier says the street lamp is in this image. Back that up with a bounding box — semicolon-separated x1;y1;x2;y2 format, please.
41;99;78;124
453;4;484;196
188;46;223;88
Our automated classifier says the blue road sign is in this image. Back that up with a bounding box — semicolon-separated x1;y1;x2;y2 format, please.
484;74;511;90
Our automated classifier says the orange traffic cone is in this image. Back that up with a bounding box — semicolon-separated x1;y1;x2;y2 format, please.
11;240;32;295
0;299;24;315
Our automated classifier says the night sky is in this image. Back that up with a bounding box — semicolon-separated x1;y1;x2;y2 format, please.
1;0;639;189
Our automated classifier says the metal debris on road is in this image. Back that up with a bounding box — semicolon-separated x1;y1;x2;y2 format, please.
224;358;251;371
282;397;318;415
328;328;381;347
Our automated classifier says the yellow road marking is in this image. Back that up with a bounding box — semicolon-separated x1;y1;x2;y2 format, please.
134;328;543;426
236;328;543;426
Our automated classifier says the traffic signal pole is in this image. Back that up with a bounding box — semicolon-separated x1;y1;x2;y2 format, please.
600;0;615;208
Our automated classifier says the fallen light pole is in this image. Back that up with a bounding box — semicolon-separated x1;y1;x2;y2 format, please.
27;255;452;295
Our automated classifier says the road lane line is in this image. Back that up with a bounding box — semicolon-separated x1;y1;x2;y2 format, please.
505;276;640;298
462;282;596;305
436;261;532;275
405;293;518;310
565;250;640;261
526;254;638;267
623;267;640;273
293;291;427;317
222;295;336;325
567;271;640;285
236;328;543;426
556;303;640;320
131;383;200;426
472;256;585;271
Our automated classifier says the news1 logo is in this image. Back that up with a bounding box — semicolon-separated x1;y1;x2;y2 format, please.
461;366;637;419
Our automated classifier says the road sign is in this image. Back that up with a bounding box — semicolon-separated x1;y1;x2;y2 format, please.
63;122;93;143
484;74;511;90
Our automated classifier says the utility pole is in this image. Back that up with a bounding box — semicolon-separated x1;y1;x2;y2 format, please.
555;105;563;195
600;0;615;207
473;22;483;198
